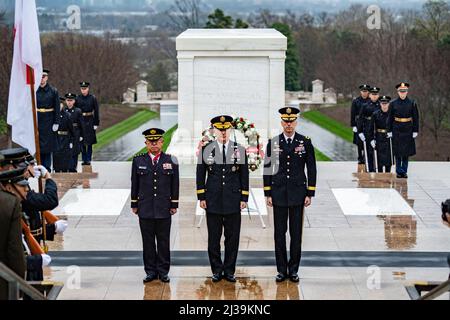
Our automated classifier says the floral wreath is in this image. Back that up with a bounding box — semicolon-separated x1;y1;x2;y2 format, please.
197;117;264;172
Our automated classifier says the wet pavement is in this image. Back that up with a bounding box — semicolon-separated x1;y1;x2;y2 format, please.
297;117;357;161
93;104;178;161
40;162;450;300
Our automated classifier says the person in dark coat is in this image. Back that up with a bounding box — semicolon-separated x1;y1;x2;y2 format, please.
387;82;420;179
131;128;179;283
369;96;393;173
196;115;249;283
53;97;75;173
65;93;84;172
263;107;317;283
36;69;61;171
76;82;100;166
357;86;381;172
0;158;26;300
351;84;371;165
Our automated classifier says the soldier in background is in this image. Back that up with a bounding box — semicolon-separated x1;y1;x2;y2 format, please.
351;84;371;165
36;69;60;171
131;128;179;283
263;107;317;283
76;82;100;166
387;82;419;179
53;96;75;173
65;93;84;172
357;86;381;172
196;115;249;283
369;95;393;173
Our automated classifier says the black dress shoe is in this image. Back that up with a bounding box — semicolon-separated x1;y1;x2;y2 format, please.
224;274;236;283
396;174;403;179
211;273;222;282
159;275;170;283
275;273;287;282
143;274;158;283
403;173;408;179
289;273;300;283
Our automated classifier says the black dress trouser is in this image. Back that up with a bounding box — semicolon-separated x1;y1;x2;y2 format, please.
273;205;305;275
139;217;171;277
206;212;241;276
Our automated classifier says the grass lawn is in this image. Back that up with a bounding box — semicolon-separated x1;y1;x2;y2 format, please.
315;148;332;161
0;116;7;135
302;110;354;143
94;109;157;151
129;124;178;160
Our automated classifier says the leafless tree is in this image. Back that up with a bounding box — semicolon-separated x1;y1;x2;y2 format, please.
166;0;206;30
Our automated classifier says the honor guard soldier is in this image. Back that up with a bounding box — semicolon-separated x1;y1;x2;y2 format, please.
369;96;393;173
131;128;179;283
196;115;249;283
76;82;100;166
0;148;67;244
351;84;371;165
36;69;60;171
263;107;317;283
53;96;75;172
357;86;381;172
0;168;52;283
387;82;419;178
0;157;26;300
65;93;84;172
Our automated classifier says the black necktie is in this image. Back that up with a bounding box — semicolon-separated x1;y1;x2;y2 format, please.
222;144;226;164
287;138;292;146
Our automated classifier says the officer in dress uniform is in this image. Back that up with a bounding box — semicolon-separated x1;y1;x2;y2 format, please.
263;107;317;283
36;69;60;171
131;128;179;283
0;156;26;300
65;93;84;172
53;96;75;172
196;115;249;283
76;82;100;166
351;84;371;165
369;95;393;173
387;82;419;179
357;86;381;172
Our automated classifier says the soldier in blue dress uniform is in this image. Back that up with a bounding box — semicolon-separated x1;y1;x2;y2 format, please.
387;82;420;179
351;84;371;164
196;115;249;283
263;107;317;283
131;128;179;283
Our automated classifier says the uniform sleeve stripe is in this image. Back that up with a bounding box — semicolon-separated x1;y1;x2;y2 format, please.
264;187;271;191
131;200;138;203
171;200;179;202
307;186;316;191
241;191;249;195
197;189;205;194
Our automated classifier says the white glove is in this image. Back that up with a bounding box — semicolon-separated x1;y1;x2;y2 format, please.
55;220;68;234
52;124;59;132
370;140;376;148
352;127;358;133
41;254;51;267
80;137;83;142
358;133;366;142
93;126;98;130
33;165;48;179
387;132;393;138
70;143;73;149
413;132;418;138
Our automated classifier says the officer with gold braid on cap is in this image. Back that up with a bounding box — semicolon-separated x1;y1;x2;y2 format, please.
263;107;317;283
196;115;249;283
131;128;179;283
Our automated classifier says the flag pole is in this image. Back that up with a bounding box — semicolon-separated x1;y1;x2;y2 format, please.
27;65;48;253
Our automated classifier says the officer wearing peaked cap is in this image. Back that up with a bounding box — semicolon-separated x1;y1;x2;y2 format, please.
196;115;249;283
263;107;317;283
65;93;84;172
131;128;179;283
387;82;419;179
351;84;371;164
